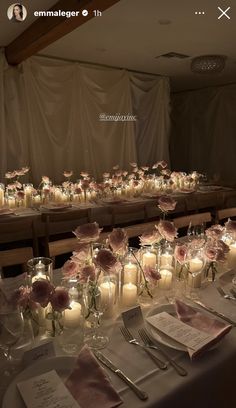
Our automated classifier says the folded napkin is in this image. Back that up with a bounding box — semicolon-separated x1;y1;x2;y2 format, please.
65;346;123;408
175;299;232;359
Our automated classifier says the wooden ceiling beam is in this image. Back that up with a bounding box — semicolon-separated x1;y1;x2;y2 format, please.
5;0;121;65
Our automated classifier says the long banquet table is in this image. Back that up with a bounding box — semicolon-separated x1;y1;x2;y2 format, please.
1;187;236;245
0;268;235;408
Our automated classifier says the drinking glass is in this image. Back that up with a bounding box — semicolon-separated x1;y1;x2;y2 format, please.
83;276;116;349
0;308;24;375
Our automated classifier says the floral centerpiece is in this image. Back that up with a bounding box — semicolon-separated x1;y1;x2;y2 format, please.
11;280;70;337
204;225;229;281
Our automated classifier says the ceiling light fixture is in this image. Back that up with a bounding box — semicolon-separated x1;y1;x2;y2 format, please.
191;55;226;74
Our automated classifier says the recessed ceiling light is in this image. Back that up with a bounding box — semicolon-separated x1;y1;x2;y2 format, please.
191;55;226;74
158;19;171;25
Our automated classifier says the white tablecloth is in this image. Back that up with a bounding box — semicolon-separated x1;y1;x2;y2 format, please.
0;270;236;408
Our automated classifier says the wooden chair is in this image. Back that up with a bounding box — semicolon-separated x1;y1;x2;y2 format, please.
0;216;38;256
173;212;212;229
216;207;236;223
108;203;148;229
0;247;34;274
123;221;158;239
41;208;91;258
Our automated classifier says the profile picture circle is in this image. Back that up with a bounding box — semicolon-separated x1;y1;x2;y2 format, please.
7;3;27;22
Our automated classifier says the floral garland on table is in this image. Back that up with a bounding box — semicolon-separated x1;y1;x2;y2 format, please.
1;163;203;206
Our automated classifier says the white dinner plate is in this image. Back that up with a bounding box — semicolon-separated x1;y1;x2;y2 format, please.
40;203;72;211
2;356;76;408
0;208;14;216
145;304;188;352
101;198;126;204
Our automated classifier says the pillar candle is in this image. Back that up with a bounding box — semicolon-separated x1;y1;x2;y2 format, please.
64;301;82;329
159;269;173;290
8;196;16;208
160;253;173;267
99;281;116;317
0;186;4;207
228;243;236;269
142;251;156;268
123;263;138;284
24;186;32;208
122;283;138;307
32;271;48;283
189;258;203;273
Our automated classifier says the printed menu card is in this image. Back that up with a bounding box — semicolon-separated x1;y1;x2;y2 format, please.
146;311;215;351
17;370;80;408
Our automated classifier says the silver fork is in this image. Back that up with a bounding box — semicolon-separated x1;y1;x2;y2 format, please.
138;328;188;377
120;326;167;370
216;286;236;301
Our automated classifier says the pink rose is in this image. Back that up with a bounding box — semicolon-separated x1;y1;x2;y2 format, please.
139;229;162;245
158;195;177;213
206;225;224;240
141;166;149;172
75;187;82;195
204;240;228;263
21;166;30;174
161;169;171;177
144;266;161;284
109;228;128;253
5;171;16;179
30;280;53;307
62;260;78;279
157;160;168;169
50;287;70;312
112;165;119;170
156;220;177;242
174;244;188;264
17;191;25;199
73;222;102;243
15;169;25;176
11;287;37;310
42;176;50;183
96;249;121;274
80;171;89;178
81;180;90;190
130;162;137;168
63;170;73;178
79;265;96;283
103;172;110;178
72;243;90;263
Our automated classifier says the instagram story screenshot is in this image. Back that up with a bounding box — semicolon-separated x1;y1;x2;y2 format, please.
0;1;236;408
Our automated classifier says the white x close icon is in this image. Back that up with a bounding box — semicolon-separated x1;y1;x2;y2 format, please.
218;6;231;19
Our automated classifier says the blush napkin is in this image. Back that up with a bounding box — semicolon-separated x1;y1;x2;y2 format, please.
65;346;123;408
175;299;232;360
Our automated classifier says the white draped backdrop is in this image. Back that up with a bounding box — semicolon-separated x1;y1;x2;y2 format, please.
0;50;170;184
171;84;236;185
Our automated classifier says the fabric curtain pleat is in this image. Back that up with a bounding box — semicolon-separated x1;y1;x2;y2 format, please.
0;50;170;184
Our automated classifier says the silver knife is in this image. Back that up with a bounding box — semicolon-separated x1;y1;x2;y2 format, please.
191;299;236;326
94;351;148;401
